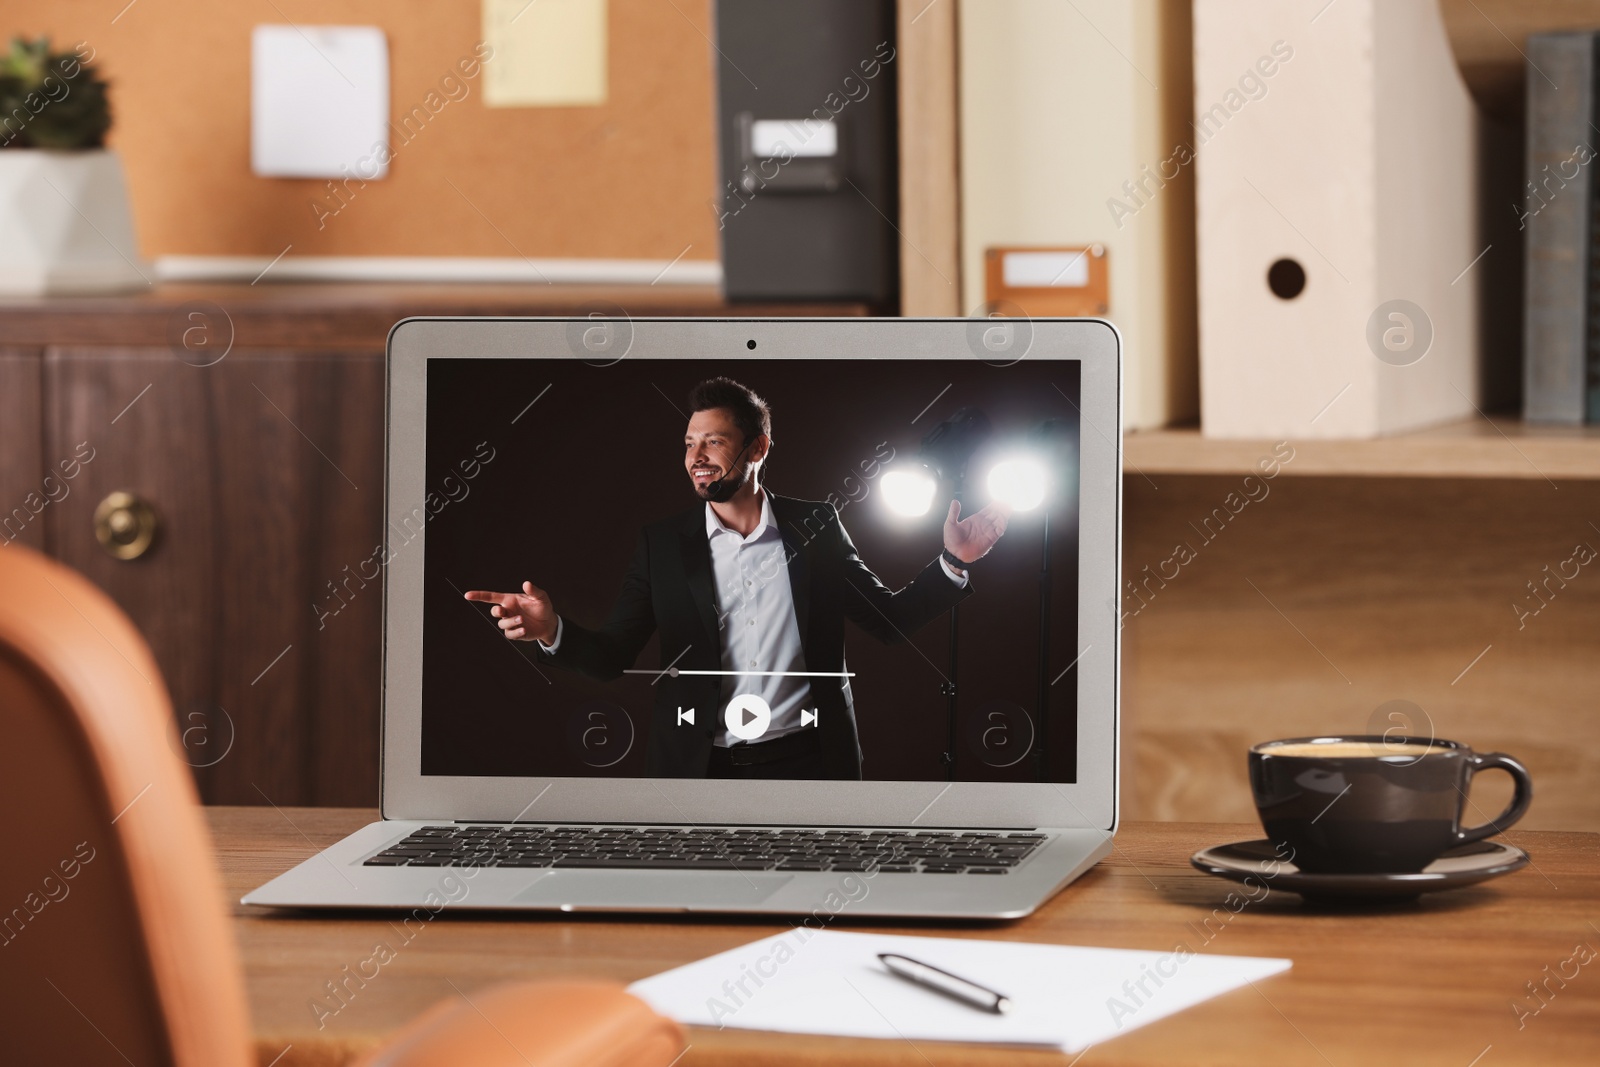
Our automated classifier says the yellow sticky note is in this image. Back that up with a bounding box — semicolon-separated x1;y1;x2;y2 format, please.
482;0;608;107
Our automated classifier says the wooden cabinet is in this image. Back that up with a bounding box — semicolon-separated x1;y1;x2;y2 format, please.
42;348;385;805
0;283;865;805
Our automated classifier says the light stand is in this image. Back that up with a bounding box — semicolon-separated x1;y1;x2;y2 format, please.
942;471;964;782
883;406;990;782
986;419;1062;784
1034;506;1051;783
1018;422;1062;783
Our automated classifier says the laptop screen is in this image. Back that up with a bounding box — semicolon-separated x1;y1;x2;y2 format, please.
418;355;1082;785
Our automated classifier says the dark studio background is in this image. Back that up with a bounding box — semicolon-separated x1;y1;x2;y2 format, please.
420;355;1082;782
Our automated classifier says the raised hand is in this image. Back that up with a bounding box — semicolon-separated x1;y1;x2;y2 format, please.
943;500;1011;566
463;581;558;644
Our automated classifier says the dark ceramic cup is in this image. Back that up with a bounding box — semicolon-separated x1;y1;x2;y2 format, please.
1248;736;1533;874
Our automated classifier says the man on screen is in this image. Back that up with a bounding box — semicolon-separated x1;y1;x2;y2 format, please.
464;377;1010;780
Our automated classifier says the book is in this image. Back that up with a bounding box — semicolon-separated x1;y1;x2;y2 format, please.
1523;32;1599;425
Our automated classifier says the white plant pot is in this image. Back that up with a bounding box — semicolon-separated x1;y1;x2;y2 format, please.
0;149;148;295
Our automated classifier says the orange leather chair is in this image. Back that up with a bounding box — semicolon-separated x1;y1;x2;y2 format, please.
0;545;685;1067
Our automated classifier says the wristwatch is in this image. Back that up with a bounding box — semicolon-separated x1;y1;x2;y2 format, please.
941;548;975;571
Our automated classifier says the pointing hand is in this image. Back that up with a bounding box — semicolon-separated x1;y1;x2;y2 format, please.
463;581;557;644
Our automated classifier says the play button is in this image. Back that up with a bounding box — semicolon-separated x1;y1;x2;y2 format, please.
723;693;772;742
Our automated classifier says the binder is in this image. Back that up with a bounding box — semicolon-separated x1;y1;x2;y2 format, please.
713;0;900;305
958;0;1197;431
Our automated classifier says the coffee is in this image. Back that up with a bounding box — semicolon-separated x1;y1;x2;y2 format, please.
1248;735;1533;874
1261;741;1452;759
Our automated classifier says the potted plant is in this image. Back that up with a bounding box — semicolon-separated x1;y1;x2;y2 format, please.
0;36;146;294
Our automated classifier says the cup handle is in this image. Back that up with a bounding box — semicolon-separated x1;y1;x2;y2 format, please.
1456;752;1534;845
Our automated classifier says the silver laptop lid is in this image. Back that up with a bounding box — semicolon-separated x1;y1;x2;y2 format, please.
381;318;1120;830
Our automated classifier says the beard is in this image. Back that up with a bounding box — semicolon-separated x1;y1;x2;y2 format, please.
694;460;752;503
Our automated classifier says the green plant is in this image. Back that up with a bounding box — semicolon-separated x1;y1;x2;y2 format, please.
0;37;111;149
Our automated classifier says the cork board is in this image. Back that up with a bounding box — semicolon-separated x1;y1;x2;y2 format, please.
3;0;720;260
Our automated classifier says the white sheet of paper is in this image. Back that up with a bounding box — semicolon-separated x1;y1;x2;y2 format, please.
630;929;1291;1054
251;25;389;179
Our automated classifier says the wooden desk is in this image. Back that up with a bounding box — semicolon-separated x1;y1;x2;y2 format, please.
214;808;1600;1066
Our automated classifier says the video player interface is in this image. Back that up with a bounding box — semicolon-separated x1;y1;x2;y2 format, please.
420;356;1082;783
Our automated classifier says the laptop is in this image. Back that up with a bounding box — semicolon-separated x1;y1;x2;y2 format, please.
243;316;1122;919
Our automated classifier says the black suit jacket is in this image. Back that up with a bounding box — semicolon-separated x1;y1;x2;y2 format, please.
539;492;973;778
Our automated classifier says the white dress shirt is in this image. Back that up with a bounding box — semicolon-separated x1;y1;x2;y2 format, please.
704;488;813;746
541;487;967;748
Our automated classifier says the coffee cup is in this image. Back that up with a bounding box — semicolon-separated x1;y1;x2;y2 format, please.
1248;736;1533;874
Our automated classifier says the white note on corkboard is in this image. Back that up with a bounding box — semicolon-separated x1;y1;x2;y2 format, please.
251;25;390;178
482;0;608;107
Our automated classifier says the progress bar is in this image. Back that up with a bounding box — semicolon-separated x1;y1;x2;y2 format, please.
622;668;856;678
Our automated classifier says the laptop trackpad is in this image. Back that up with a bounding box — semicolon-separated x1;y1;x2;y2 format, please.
513;871;792;910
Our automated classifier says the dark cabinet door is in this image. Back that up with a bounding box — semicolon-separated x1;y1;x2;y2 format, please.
0;348;45;551
43;347;384;806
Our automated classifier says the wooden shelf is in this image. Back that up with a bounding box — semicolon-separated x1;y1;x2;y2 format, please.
1440;0;1600;119
1123;417;1600;481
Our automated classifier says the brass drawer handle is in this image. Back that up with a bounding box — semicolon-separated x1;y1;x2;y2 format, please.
94;491;157;560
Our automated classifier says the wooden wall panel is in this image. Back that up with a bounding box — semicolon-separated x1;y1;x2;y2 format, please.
1122;473;1600;832
3;0;719;261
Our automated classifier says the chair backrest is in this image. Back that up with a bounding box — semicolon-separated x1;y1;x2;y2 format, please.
0;545;251;1066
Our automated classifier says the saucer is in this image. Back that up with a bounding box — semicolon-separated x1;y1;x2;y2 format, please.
1190;838;1530;900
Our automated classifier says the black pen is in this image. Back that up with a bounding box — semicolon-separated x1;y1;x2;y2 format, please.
878;952;1013;1015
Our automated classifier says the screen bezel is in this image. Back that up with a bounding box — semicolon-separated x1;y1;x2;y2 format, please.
382;318;1121;830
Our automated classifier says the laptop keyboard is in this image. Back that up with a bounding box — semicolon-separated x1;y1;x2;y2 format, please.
364;825;1047;874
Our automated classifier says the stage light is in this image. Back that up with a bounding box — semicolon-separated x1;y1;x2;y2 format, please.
881;464;937;516
987;454;1050;511
919;406;992;482
881;407;992;519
